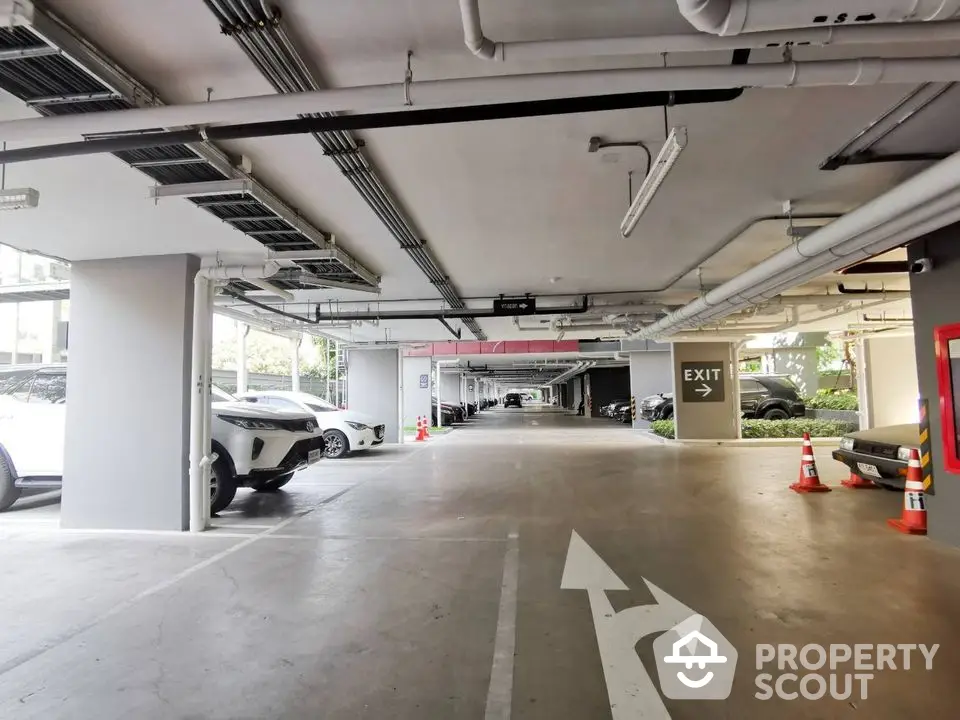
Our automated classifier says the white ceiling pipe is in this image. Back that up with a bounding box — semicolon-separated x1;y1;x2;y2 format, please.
6;57;960;143
632;147;960;339
459;0;960;61
246;278;295;301
677;0;960;36
198;261;281;280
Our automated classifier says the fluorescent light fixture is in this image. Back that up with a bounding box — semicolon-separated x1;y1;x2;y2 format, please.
0;187;39;211
148;179;252;200
620;126;687;238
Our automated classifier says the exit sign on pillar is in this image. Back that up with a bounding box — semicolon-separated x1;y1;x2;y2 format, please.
680;362;725;403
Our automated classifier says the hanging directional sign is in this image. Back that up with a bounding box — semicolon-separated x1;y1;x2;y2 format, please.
493;297;536;315
680;362;725;403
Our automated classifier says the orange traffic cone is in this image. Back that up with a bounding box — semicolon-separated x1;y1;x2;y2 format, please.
415;416;427;442
790;433;832;493
887;449;927;535
842;471;877;489
423;417;431;438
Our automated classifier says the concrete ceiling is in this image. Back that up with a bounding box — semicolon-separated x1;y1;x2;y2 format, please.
0;0;943;342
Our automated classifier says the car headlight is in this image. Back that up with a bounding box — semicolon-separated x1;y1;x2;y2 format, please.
839;437;855;451
897;446;914;461
345;421;369;431
218;415;281;431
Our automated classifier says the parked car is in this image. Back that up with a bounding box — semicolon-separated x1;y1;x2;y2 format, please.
504;392;522;408
239;390;385;459
832;424;920;491
614;402;633;424
0;365;323;513
640;392;673;421
432;404;457;426
642;376;805;422
601;398;630;418
432;399;464;423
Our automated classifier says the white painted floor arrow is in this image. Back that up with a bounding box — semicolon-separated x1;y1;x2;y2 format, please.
562;530;695;720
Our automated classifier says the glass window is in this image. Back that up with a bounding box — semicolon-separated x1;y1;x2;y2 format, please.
268;397;302;411
306;402;336;413
28;373;66;404
211;386;236;402
739;379;763;393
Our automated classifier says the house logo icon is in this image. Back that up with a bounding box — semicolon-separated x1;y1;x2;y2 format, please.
653;614;738;700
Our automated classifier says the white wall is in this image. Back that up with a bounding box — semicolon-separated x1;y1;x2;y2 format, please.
861;334;920;428
629;350;673;428
440;372;462;403
402;356;433;428
62;255;197;530
346;348;401;443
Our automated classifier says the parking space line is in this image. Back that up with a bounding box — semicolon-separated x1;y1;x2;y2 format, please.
0;511;306;678
485;527;520;720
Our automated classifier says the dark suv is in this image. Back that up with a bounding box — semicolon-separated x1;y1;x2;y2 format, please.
642;375;805;421
503;393;522;408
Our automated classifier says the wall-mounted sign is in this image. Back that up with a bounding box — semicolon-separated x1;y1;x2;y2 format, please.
680;362;725;403
419;373;429;389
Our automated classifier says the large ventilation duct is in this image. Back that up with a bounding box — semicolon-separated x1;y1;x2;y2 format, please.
460;0;960;61
677;0;960;36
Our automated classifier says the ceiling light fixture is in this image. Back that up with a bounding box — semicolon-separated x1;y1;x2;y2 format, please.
620;126;687;238
0;187;39;211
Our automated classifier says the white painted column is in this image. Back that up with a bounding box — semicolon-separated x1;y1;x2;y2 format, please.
403;355;433;429
290;334;301;393
236;322;248;394
61;255;199;531
346;347;401;443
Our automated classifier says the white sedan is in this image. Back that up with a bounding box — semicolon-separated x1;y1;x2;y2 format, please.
239;390;385;459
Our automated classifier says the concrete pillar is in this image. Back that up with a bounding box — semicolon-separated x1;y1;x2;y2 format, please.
628;349;673;428
909;227;960;546
62;255;199;530
345;347;401;443
236;322;248;394
671;342;740;440
290;334;301;393
402;355;433;428
571;375;583;412
440;371;462;403
860;335;920;429
770;347;819;398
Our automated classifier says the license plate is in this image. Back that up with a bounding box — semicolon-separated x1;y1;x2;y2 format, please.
857;462;881;478
307;448;323;464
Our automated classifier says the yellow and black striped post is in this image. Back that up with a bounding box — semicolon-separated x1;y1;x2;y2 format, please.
630;396;637;422
919;398;934;492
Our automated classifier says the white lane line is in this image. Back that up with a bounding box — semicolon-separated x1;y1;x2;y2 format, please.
485;528;520;720
0;511;305;678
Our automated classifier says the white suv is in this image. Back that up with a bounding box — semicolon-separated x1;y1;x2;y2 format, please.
238;390;385;459
0;366;324;514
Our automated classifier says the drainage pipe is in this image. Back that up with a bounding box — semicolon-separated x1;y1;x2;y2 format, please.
676;0;960;36
189;262;284;533
459;0;960;60
4;57;960;143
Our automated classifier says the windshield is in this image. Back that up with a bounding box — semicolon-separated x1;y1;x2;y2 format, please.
211;386;236;402
297;393;337;412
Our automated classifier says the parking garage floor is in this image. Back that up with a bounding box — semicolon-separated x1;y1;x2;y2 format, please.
2;409;960;719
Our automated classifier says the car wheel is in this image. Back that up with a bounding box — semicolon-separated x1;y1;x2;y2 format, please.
210;456;238;515
762;407;790;420
323;429;350;459
254;471;294;493
0;454;21;512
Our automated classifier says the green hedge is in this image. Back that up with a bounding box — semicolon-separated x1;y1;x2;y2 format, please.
805;389;859;411
650;418;850;440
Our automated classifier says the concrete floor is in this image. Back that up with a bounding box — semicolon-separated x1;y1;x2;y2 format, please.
1;408;959;719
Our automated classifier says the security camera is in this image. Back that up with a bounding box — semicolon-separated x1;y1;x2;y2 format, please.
910;257;934;275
